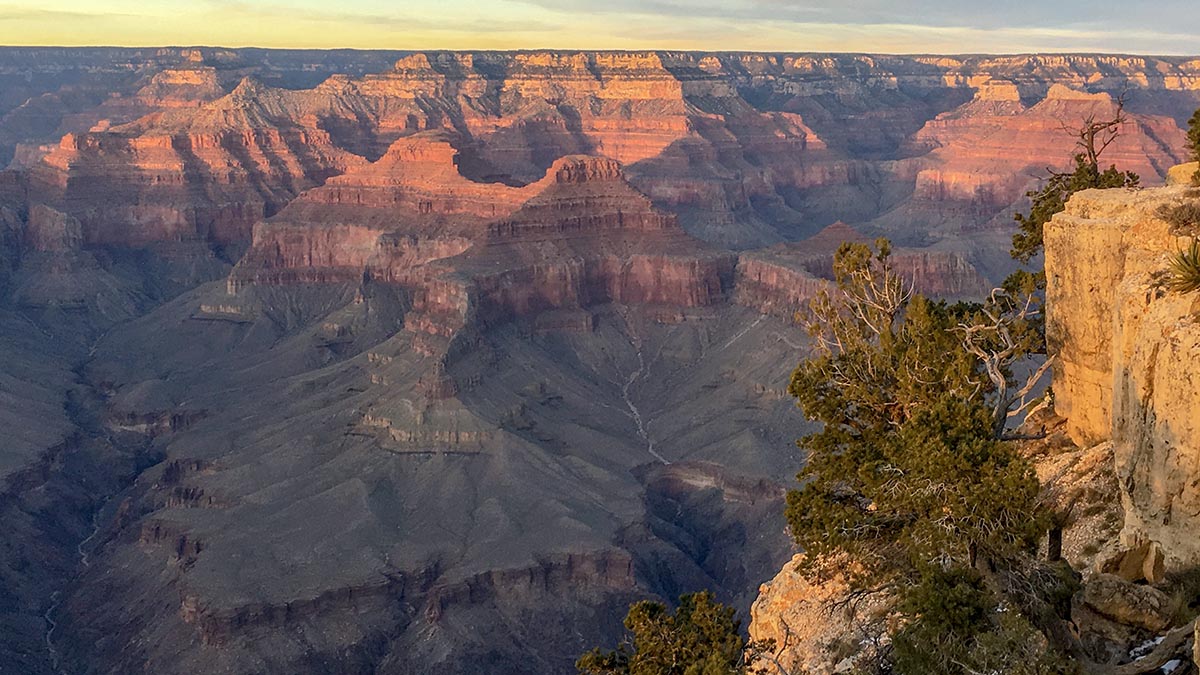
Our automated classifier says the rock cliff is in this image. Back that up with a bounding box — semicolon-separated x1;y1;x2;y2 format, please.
734;222;990;318
894;85;1187;238
1046;169;1200;570
7;49;1199;258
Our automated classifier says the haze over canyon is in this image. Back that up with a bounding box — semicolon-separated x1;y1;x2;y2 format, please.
0;47;1198;674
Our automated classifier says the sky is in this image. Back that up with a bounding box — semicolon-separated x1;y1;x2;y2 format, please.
0;0;1197;55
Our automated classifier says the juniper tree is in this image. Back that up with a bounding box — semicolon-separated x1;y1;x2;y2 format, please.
783;238;1200;673
1011;96;1140;274
785;240;1073;674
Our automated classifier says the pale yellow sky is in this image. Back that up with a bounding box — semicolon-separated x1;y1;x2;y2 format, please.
0;0;1196;54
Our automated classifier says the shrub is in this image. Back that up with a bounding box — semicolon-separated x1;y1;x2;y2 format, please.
1157;200;1200;236
1167;239;1200;294
576;591;763;675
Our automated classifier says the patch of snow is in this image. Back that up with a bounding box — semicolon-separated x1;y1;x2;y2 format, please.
1129;636;1165;659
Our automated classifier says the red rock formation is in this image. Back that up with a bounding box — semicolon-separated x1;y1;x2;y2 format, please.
228;152;739;366
443;157;733;332
28;77;370;246
133;68;226;109
734;222;991;317
308;132;531;220
17;51;1198;255
900;83;1188;225
415;157;734;343
733;255;829;318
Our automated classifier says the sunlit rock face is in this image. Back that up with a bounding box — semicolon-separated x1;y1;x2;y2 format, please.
9;50;1198;256
1045;171;1200;571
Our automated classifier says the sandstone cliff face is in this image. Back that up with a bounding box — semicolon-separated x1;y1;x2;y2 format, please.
749;555;889;674
12;49;1199;255
1046;175;1200;569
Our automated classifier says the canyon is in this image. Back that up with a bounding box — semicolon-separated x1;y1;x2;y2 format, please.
1;47;1199;674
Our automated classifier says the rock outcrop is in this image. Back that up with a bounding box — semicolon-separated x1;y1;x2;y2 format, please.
749;555;890;674
1046;171;1200;570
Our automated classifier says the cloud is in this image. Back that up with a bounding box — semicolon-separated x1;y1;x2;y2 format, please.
515;0;1200;32
0;4;134;21
201;0;562;34
0;0;1193;53
511;0;1200;51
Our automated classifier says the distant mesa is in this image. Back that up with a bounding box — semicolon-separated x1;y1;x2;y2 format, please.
973;78;1023;103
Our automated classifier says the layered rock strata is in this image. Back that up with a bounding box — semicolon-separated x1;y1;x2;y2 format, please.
1046;171;1200;569
233;153;738;349
734;221;991;318
10;49;1199;256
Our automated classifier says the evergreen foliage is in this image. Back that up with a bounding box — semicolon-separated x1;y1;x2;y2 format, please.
785;240;1070;674
786;241;1046;581
576;591;763;675
892;568;1074;675
1011;154;1139;266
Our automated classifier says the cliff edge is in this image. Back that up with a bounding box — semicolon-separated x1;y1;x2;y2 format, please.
1046;165;1200;570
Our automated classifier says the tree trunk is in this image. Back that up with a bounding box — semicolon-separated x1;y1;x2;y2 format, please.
1047;527;1063;563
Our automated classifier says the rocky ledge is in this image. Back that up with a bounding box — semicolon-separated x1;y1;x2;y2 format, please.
1046;165;1200;570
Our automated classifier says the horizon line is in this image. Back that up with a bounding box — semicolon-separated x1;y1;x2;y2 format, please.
0;44;1198;59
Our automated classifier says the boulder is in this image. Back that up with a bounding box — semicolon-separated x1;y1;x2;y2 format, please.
1080;573;1173;632
1099;541;1167;585
1167;162;1199;186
